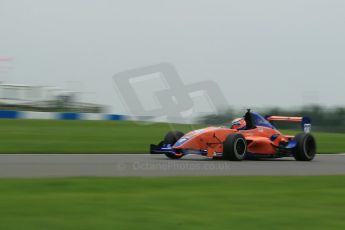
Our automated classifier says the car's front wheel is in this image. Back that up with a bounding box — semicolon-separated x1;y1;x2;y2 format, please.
163;131;185;159
223;133;247;161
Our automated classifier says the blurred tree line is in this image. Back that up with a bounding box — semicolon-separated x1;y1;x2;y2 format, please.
198;105;345;132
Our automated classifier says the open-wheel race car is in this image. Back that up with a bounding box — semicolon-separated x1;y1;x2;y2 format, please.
150;110;316;161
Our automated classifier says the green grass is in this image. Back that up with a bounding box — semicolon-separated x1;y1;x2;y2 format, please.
0;119;200;153
0;119;344;153
0;176;344;230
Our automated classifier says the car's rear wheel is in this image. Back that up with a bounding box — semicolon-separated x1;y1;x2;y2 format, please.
223;133;247;161
293;133;316;161
163;131;185;159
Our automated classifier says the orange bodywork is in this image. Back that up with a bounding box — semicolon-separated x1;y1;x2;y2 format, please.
173;126;290;157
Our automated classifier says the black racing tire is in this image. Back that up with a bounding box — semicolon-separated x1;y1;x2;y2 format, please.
163;131;185;159
223;133;247;161
293;133;316;161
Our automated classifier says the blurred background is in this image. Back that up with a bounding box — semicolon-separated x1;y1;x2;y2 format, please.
1;0;344;119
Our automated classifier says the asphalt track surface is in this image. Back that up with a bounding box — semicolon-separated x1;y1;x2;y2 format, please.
1;154;345;178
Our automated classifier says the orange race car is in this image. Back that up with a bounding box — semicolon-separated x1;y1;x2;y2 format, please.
150;110;316;161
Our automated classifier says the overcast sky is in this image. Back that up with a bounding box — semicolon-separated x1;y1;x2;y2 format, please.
1;0;344;115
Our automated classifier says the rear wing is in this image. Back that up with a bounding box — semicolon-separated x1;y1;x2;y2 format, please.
265;116;312;133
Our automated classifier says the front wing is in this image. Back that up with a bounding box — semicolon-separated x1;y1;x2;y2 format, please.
150;143;210;156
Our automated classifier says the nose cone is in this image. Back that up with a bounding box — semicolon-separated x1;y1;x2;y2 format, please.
173;137;190;148
173;136;202;150
173;126;236;150
173;127;219;150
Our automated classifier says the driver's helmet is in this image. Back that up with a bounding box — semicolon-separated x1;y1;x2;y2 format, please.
231;118;246;130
